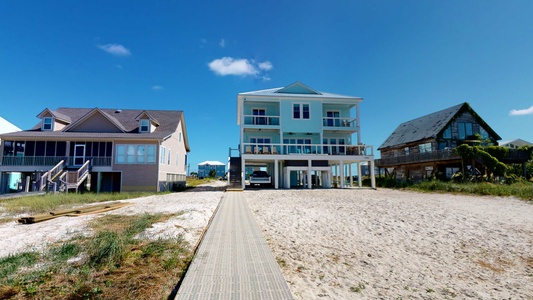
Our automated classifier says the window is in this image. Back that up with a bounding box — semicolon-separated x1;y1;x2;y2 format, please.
293;104;300;119
284;138;312;154
252;108;266;125
293;103;310;119
179;132;182;142
419;143;432;153
250;137;271;153
325;111;340;127
160;146;166;164
480;127;489;140
139;119;150;133
443;125;451;139
405;147;410;155
116;144;156;164
42;117;53;131
167;148;171;165
458;122;473;139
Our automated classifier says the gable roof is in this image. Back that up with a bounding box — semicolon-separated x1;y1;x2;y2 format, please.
378;102;501;150
1;108;190;151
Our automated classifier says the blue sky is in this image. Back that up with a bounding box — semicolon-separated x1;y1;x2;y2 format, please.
1;1;532;172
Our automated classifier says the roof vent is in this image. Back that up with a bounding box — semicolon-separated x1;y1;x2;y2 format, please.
115;109;122;113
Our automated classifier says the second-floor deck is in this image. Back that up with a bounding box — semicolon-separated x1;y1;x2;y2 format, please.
376;148;530;167
242;142;373;157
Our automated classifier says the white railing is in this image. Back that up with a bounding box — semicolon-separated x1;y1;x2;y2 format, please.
242;143;373;156
243;114;280;126
322;117;357;129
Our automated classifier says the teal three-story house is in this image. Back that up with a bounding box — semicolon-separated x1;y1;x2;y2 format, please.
236;82;376;189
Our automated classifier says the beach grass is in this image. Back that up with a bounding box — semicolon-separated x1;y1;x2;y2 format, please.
0;213;192;299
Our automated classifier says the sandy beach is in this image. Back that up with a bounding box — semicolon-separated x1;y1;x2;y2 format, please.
2;183;532;299
0;182;225;258
247;188;533;299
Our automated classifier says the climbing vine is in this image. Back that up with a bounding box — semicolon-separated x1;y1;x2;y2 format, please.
454;144;508;180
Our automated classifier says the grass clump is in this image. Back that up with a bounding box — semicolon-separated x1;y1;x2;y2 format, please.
1;192;159;216
0;213;193;299
410;180;533;201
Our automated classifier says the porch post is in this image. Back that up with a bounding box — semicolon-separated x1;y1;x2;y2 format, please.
274;159;279;189
357;162;363;187
339;161;345;188
349;163;353;187
370;160;376;189
307;159;312;189
241;157;246;190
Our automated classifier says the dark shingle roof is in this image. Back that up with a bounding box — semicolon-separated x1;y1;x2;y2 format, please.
1;108;187;146
378;102;500;150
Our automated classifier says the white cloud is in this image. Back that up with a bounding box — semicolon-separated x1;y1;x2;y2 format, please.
152;85;164;91
208;57;273;80
258;61;273;71
98;43;131;56
219;39;226;48
509;105;533;116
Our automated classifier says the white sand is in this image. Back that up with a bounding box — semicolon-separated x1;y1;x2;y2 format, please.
0;181;225;258
247;188;533;299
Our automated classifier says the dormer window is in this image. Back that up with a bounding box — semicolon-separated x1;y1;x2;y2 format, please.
42;117;53;131
140;119;150;133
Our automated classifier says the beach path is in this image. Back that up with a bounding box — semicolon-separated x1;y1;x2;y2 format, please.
175;191;294;300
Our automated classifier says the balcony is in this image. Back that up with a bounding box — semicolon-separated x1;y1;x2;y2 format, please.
243;114;280;126
242;143;373;157
322;117;358;131
375;148;530;167
1;156;112;167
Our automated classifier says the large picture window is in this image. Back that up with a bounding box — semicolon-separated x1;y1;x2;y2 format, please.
419;143;432;153
116;144;156;164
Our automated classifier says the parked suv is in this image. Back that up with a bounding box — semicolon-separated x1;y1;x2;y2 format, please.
249;170;271;187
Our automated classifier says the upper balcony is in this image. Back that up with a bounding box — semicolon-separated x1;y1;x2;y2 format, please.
322;117;359;132
242;114;280;128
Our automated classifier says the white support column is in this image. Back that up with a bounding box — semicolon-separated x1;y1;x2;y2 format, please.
349;164;353;187
370;160;376;189
285;167;290;189
307;159;312;189
357;162;363;187
340;161;345;188
241;157;246;190
274;159;279;189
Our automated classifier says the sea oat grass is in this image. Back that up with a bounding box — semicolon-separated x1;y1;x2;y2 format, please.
0;213;192;299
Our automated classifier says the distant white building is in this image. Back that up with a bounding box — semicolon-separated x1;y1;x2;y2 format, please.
198;161;226;178
500;139;532;149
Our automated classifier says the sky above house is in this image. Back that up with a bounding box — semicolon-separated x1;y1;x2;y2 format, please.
1;1;532;172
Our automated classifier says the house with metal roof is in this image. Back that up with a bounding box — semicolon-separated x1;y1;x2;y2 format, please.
375;102;530;181
231;82;376;189
0;107;190;193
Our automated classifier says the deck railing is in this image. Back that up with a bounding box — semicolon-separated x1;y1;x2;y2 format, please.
243;114;280;126
242;143;373;156
375;148;530;167
1;156;64;166
1;156;111;167
322;117;357;129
